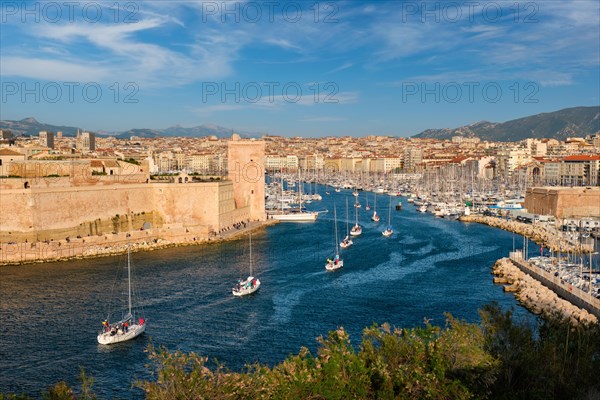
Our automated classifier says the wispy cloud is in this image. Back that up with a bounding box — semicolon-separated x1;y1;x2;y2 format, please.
2;57;111;82
328;62;354;74
301;116;345;122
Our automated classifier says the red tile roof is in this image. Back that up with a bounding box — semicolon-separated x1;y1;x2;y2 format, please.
563;155;600;161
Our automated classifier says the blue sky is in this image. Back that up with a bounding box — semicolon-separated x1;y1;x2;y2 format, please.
1;0;599;137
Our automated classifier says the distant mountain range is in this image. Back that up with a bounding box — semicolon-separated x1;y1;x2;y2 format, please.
114;123;259;139
2;106;599;141
0;117;86;137
413;106;600;141
0;118;260;139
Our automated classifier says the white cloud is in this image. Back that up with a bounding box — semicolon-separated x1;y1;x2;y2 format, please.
2;57;111;82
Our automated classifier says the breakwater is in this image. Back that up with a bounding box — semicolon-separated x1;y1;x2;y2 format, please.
460;214;590;253
492;257;597;325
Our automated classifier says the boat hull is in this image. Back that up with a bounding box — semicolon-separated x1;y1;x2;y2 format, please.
270;212;318;221
326;260;343;271
97;323;145;345
350;226;362;236
233;277;261;296
340;241;353;249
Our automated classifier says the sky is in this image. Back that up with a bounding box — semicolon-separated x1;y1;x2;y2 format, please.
1;0;599;137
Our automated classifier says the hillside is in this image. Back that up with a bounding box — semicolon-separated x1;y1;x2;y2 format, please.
413;106;600;141
0;118;260;139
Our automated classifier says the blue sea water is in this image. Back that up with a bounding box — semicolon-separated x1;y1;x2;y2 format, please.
0;188;534;398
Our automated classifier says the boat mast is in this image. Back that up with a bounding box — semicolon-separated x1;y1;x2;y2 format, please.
346;197;349;237
298;169;303;212
127;242;132;316
388;197;392;227
249;233;253;276
280;174;284;213
334;205;339;255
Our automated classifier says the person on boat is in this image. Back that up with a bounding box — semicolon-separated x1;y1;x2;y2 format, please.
124;322;129;333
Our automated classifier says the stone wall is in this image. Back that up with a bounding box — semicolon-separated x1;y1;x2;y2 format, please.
227;137;266;221
524;187;600;218
0;180;250;242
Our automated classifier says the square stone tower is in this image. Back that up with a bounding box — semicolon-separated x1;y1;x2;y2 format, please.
227;134;266;221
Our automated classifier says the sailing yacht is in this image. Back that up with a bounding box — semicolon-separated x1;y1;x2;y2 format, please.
350;197;362;236
365;196;371;211
326;205;343;271
233;233;261;296
340;197;353;249
97;243;146;345
371;193;380;222
382;197;393;237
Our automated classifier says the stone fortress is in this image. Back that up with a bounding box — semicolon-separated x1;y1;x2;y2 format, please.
0;136;266;263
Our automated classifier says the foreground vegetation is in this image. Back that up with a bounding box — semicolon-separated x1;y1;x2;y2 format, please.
3;304;600;400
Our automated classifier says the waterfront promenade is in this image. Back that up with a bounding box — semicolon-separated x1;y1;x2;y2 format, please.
0;219;278;266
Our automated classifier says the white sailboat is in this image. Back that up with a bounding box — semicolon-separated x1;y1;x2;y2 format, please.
233;233;261;296
382;197;393;237
350;197;362;236
371;193;380;222
97;243;146;345
340;197;353;249
326;205;343;271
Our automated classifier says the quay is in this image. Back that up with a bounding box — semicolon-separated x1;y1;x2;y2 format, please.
0;219;278;266
492;254;599;325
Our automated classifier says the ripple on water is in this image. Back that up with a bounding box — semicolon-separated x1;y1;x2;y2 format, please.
0;189;533;398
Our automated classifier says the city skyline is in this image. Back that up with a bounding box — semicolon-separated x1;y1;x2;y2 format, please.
1;1;599;136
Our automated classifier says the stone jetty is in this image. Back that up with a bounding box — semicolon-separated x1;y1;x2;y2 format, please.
460;215;588;254
492;257;597;325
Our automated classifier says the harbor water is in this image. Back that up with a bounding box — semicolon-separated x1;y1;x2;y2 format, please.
0;187;534;398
